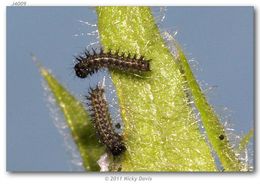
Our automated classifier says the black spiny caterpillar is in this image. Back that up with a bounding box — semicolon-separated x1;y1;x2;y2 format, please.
74;48;151;78
87;86;126;156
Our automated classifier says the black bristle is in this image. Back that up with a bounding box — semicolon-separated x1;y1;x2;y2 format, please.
75;57;81;62
92;48;96;54
115;50;118;55
85;49;90;56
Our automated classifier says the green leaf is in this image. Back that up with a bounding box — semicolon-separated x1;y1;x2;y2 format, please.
97;7;217;171
239;129;253;152
39;66;105;171
173;38;244;171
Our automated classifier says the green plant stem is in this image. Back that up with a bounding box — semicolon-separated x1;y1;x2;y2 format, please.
97;7;217;171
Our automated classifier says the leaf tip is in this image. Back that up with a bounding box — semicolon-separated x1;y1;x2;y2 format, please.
30;52;45;72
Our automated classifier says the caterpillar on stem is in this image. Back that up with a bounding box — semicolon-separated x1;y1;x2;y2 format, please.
86;85;126;156
74;48;151;78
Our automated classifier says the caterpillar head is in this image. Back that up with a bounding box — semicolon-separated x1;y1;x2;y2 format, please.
74;62;95;78
110;141;126;156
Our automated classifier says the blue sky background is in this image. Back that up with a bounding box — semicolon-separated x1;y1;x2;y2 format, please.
6;7;253;171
